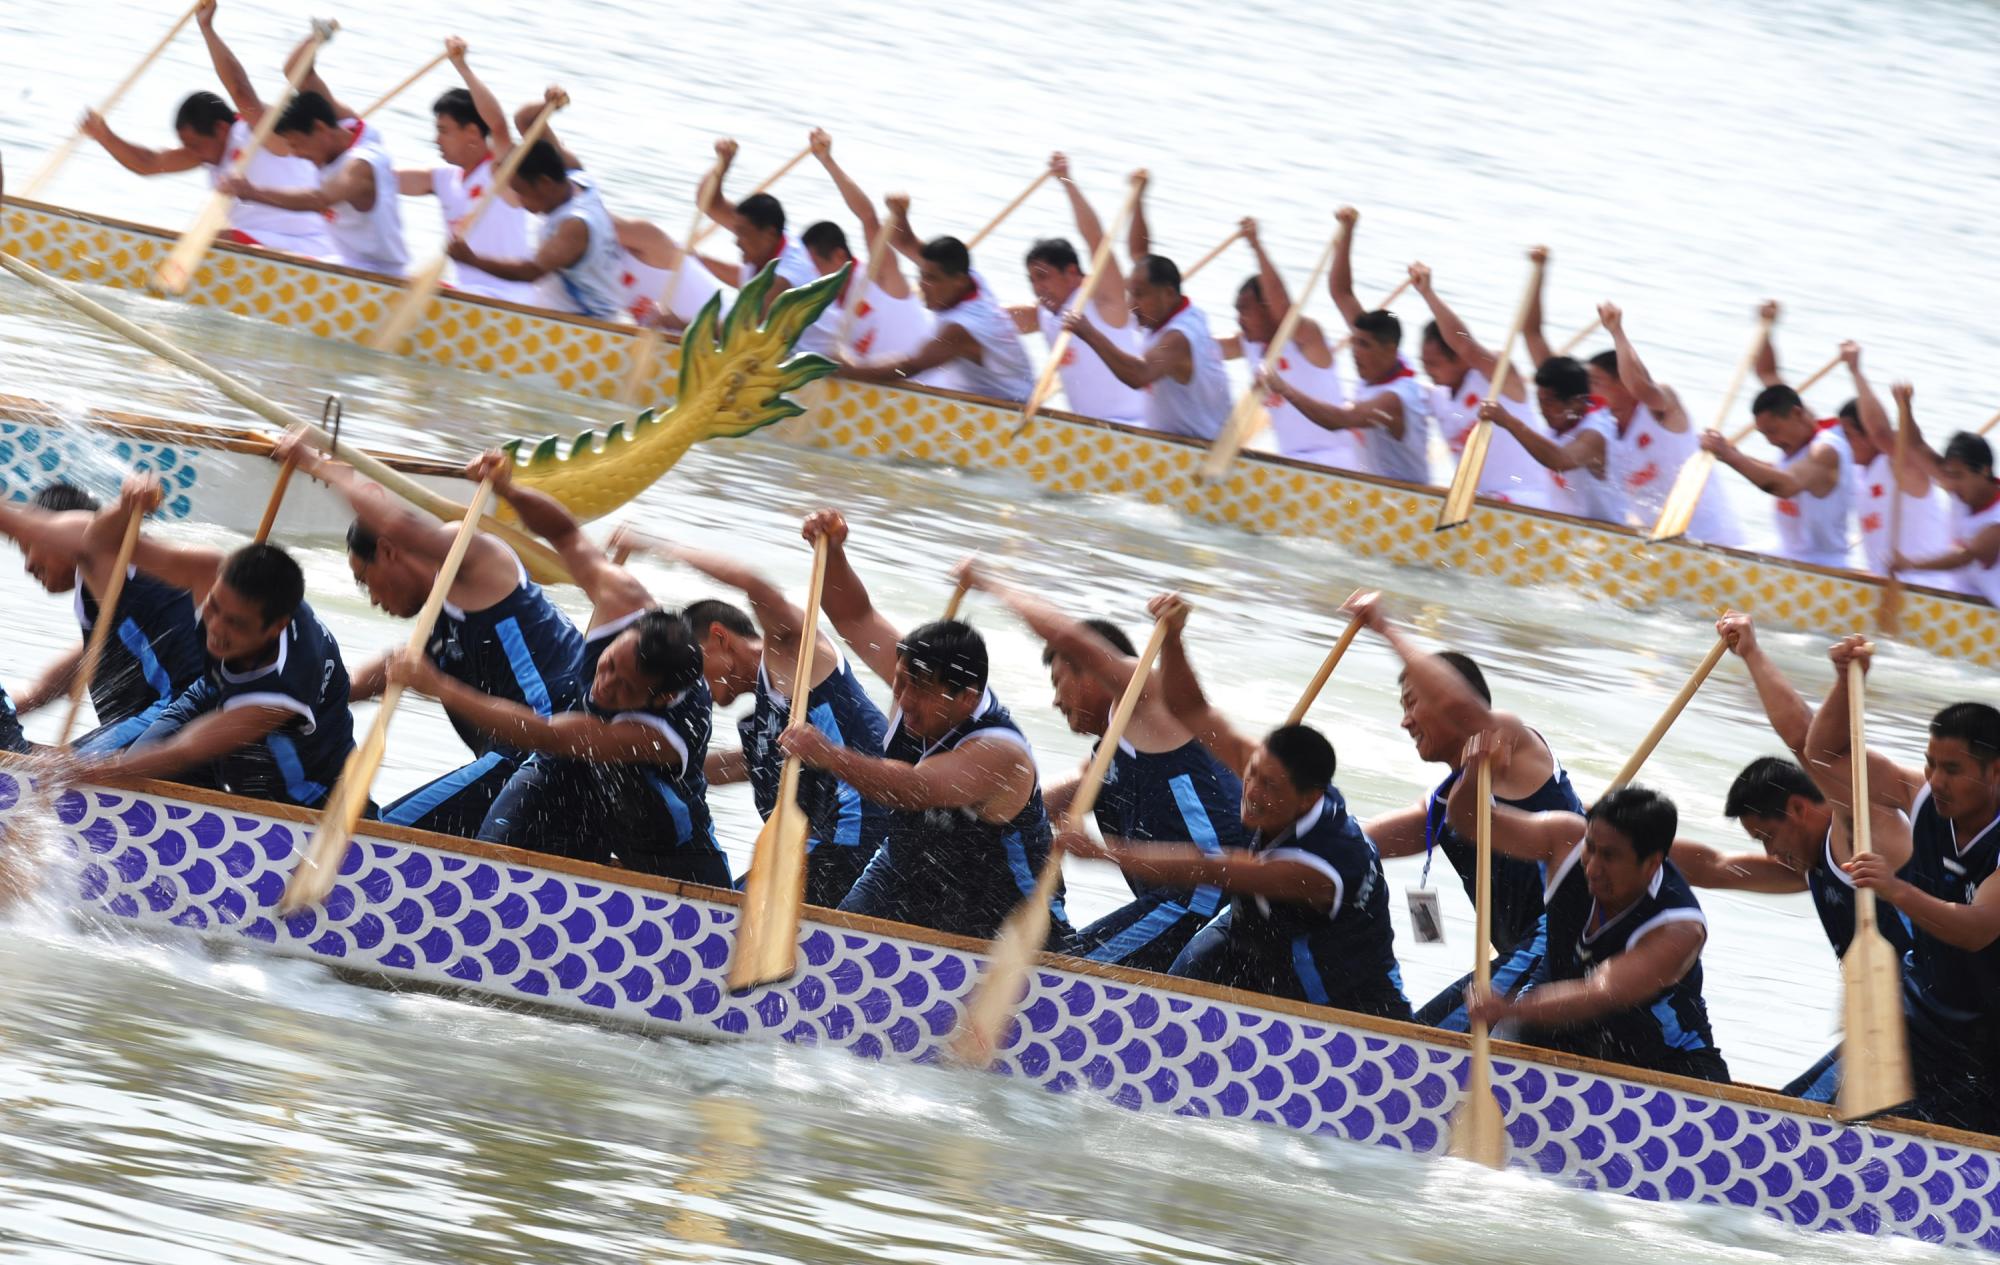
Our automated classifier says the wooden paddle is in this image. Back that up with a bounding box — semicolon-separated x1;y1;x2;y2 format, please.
619;158;727;404
1555;316;1601;357
942;577;972;622
1197;222;1343;483
255;454;300;544
954;612;1176;1065
687;145;809;249
356;48;450;119
1977;405;2000;438
1607;635;1727;790
1012;174;1145;438
1285;610;1365;726
1437;253;1547;530
23;0;203;198
966;169;1052;250
366;93;567;352
1182;226;1245;281
1793;351;1842;395
55;500;147;746
1449;756;1507;1168
156;19;337;295
727;535;832;991
1836;653;1914;1121
1646;314;1777;542
1880;392;1914;634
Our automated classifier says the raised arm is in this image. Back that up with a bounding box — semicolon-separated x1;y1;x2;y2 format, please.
801;510;902;686
196;1;264;123
1601;303;1686;428
810;129;881;244
449;38;514;162
613;525;806;652
1892;382;1947;486
1522;245;1554;369
881;192;925;265
1147;592;1257;775
87;477;225;601
1409;262;1503;386
1055;153;1126;318
699;137;746;235
468;450;649;626
1715;612;1811;755
1800;636;1925;811
281;27;349;118
1754;300;1783;387
1328;206;1363;328
1126;169;1150;263
961;561;1143;698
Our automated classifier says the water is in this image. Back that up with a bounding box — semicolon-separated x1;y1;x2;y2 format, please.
3;0;1998;1258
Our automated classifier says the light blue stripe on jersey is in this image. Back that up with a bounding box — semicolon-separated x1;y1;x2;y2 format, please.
1087;899;1193;963
810;699;864;848
384;751;507;826
1290;935;1331;1006
1169;772;1226;917
495;617;554;716
117;617;174;701
267;733;328;805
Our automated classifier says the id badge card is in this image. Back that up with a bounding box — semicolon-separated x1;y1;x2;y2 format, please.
1407;887;1445;944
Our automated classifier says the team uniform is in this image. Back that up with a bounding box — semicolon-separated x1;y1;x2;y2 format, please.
919;274;1034;403
1170;786;1411;1019
319;119;408;276
1608;404;1743;545
1066;738;1250;973
478;611;729;886
1948;489;2000;607
382;553;585;837
0;684;24;754
1854;453;1961;591
1431;370;1557;508
1248;337;1364;472
602;246;730;330
209;117;330;256
1138;300;1231;441
819;268;933;366
838;688;1070;943
1769;432;1854;568
1352;362;1434;485
1040;301;1144;424
139;602;356;809
1548;407;1629;525
1414;755;1584;1030
71;566;207;754
1533;846;1729;1081
430;158;539;304
736;654;890;908
538;173;625;321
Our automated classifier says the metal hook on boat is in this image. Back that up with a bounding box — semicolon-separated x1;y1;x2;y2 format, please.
321;394;344;458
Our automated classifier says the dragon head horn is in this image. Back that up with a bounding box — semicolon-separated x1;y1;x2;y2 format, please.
675;262;846;438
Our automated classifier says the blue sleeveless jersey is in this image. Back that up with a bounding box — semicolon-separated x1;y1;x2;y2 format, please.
1543;849;1725;1077
738;655;890;857
1426;756;1582;952
427;562;585;759
1096;737;1249;914
0;683;24;753
74;566;206;735
1807;827;1915;960
1898;786;2000;1032
144;600;355;808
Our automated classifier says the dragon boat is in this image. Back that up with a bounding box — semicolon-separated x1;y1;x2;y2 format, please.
4;196;1999;669
5;763;1999;1254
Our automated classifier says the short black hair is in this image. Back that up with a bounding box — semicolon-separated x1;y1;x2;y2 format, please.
1438;652;1491;704
1040;617;1136;667
683;598;756;642
1587;785;1677;861
1753;384;1804;417
274;90;340;136
431;87;487;135
1837;398;1860;424
801;220;848;259
31;481;99;513
1136;254;1181;291
1025;238;1080;272
1589;350;1620;379
1723;756;1823;820
515;138;569;185
1354;309;1401;348
631;609;704;695
345;519;379;563
1931;702;2000;762
1536;354;1592;401
174;90;234;136
1944;432;1994;475
737;192;784;234
1237;275;1264;302
920;236;971;277
897;619;986;693
220;543;305;625
1264;723;1336;792
1422;319;1459;358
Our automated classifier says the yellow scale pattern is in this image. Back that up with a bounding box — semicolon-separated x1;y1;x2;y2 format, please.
8;201;1999;667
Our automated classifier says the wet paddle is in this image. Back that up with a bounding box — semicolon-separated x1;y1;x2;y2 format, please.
1836;653;1914;1121
1198;220;1342;483
1182;226;1245;281
356;48;450;119
23;0;202;199
1449;756;1507;1169
1437;253;1547;530
728;535;831;992
55;500;146;746
954;612;1176;1065
966;169;1051;250
367;93;567;352
687;145;809;249
1285;609;1365;726
1607;635;1727;791
1012;173;1145;438
619;157;726;404
1880;391;1914;634
1646;313;1777;542
1977;406;2000;438
156;19;336;295
281;477;497;913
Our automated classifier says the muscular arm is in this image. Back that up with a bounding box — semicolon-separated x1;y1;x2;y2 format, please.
76;705;292;780
1607;320;1685;428
199;11;265;124
1522;252;1553;369
82;118;202;176
1733;641;1812;756
1271;379;1406;438
1670;840;1808;892
495;474;650;626
420;671;684;765
83;501;223;603
454;50;514;163
1362;802;1430;860
1904;523;2000;573
1500;922;1707;1029
1444;768;1583;868
457;215;589;281
1413;271;1503;386
303;452;517;609
1069;319;1190;388
1247;228;1327;364
239;154;376;212
840;323;983;382
1155;616;1257;776
802;736;1027;814
811;524;902;686
1711;440;1840;499
982;575;1144;697
1801;658;1925;812
1102;840;1334;911
1059;171;1127;321
1866;867;2000;952
1494;410;1607;476
647;539;807;655
1328;213;1362;329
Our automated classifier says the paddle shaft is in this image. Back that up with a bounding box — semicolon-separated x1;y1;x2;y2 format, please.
943;578;971;622
1882;394;1913;631
1199;224;1342;481
1437;256;1546;529
254;455;299;544
1846;659;1875;869
1285;612;1363;726
620;160;725;402
358;50;449;119
1182;227;1245;281
688;146;809;248
967;168;1052;249
1607;636;1727;791
1979;405;2000;438
1555;316;1601;357
56;506;145;746
1016;176;1144;431
24;0;202;198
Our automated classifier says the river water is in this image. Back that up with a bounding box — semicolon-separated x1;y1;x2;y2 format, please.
4;0;1999;1259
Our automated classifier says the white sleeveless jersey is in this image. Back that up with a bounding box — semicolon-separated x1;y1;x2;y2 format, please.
319;120;408;276
819;267;934;365
1431;367;1557;509
1141;301;1231;441
926;272;1033;402
1770;434;1854;568
1246;336;1364;471
588;246;730;329
736;236;827;347
210;118;329;256
1950;491;2000;606
430;158;539;305
1548;408;1628;525
1036;295;1144;424
538;174;626;322
1354;367;1434;485
1856;452;1963;590
1609;403;1742;545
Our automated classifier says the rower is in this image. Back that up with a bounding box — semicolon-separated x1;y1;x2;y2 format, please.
962;565;1250;973
1226;216;1359;470
1452;736;1730;1083
1063;592;1408;1017
801;129;934;364
391;39;538;305
612;525;890;910
1479;357;1627;524
1805;638;2000;1133
1589;304;1743;545
1840;368;1962;588
1409;257;1557;507
1701;382;1852;567
0;483;205;752
1261;206;1432;483
834;197;1035;403
446;128;626;323
1350;594;1581;1031
273;435;585;837
690;137;819;319
778;510;1068;943
1004;153;1145;425
53;476;357;810
1888;418;2000;604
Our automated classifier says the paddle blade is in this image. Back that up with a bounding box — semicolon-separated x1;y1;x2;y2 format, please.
1837;917;1913;1121
366;255;451;353
156;192;234;294
952;852;1061;1067
280;750;370;914
1648;452;1715;542
728;791;810;992
1448;1036;1507;1169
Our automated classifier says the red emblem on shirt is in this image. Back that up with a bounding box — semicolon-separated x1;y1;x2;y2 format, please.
1278;356;1291;371
1636;432;1653;449
1871;484;1885;498
468;184;484;200
1464;391;1480;407
1776;500;1801;517
1627;463;1659;488
1860;512;1883;533
622;271;637;287
855;330;876;357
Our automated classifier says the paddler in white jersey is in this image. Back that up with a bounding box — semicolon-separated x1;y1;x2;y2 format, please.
691;138;820;324
1481;355;1627;524
1845;377;1962;589
1409;257;1557;508
1222;217;1360;470
1005;153;1144;424
389;39;536;305
801;129;933;364
834;196;1034;403
1701;380;1853;567
445;135;625;322
1894;420;2000;605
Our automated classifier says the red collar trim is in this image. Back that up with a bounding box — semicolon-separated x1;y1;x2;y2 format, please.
941;278;982;311
1365;357;1416;387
